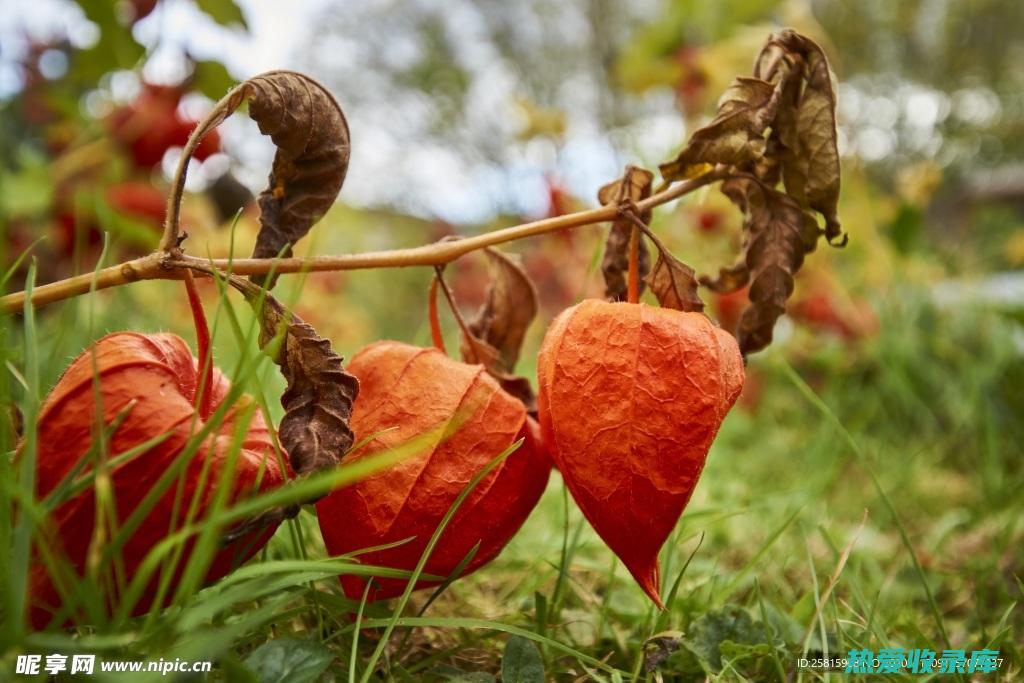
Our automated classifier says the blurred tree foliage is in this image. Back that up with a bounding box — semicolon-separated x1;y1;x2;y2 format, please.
303;0;1023;183
814;0;1024;173
0;0;245;285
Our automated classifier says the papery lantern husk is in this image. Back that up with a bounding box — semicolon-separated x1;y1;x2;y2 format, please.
316;341;550;601
537;299;743;607
26;332;288;628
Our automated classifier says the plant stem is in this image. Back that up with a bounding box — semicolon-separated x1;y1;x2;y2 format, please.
182;269;214;418
433;267;486;364
1;170;725;315
627;223;640;305
161;85;251;252
427;273;446;353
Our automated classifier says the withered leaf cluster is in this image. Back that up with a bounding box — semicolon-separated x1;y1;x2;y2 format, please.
459;248;539;412
660;29;846;354
598;166;704;314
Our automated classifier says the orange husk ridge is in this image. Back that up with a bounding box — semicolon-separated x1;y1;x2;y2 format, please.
537;299;743;607
316;340;550;601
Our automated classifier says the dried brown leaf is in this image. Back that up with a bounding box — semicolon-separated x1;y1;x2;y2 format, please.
228;277;358;477
598;166;653;302
644;632;684;673
459;248;538;412
756;31;845;245
719;177;822;354
193;71;350;287
460;248;538;374
259;300;358;476
215;273;358;542
659;77;781;182
645;250;705;313
246;72;350;283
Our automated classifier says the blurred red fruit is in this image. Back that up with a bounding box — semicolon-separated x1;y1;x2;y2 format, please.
106;182;167;227
126;0;158;23
55;212;102;254
789;293;878;341
696;209;722;233
711;287;749;335
738;366;764;413
672;45;708;115
108;83;221;169
546;180;572;219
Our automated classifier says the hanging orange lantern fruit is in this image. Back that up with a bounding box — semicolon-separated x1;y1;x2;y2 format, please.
537;299;743;606
316;341;549;601
26;280;289;628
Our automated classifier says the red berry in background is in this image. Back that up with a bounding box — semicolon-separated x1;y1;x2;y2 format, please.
788;292;878;341
26;332;288;628
317;341;550;602
54;211;103;255
108;82;221;170
545;179;572;219
126;0;158;24
711;287;749;335
737;365;765;413
696;209;722;233
106;181;167;228
672;45;709;115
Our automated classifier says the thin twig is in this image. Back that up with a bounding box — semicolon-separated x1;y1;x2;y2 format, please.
161;86;250;252
1;170;726;315
433;266;487;364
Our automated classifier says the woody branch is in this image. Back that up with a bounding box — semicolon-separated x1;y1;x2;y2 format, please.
0;170;724;314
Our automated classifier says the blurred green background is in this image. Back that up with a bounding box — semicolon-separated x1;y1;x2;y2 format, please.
1;0;1022;680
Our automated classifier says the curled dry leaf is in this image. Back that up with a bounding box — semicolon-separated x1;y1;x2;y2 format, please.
710;177;822;354
459;248;539;411
699;262;749;295
645;250;705;313
659;77;781;182
598;166;653;302
173;71;350;287
755;31;845;245
245;72;350;280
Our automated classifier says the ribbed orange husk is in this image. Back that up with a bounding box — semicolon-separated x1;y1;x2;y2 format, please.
27;332;288;628
537;300;743;607
316;341;550;601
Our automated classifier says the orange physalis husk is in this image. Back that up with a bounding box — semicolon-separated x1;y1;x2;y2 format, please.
316;340;550;601
537;299;743;607
27;332;288;628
